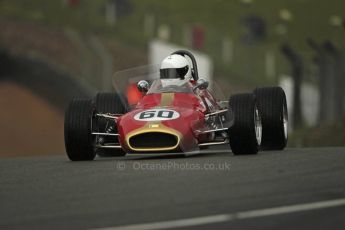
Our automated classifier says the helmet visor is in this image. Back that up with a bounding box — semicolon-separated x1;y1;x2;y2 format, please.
160;66;189;79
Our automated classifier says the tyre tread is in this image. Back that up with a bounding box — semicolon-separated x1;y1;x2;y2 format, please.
64;99;96;161
254;87;287;150
229;93;259;155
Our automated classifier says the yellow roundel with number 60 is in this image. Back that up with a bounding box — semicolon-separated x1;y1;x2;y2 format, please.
134;109;180;121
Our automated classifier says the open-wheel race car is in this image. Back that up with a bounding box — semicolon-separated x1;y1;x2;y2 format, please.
64;50;288;161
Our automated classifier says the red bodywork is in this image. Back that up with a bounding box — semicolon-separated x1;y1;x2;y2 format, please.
117;88;219;153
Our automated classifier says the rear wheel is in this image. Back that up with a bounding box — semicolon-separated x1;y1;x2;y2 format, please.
229;93;261;155
94;93;128;114
254;87;288;150
94;93;127;157
64;99;96;161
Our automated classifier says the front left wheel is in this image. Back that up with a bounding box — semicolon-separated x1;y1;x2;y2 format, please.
64;99;96;161
228;93;262;155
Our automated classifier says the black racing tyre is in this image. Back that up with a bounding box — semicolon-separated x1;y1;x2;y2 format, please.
64;99;96;161
94;93;127;157
94;92;128;114
254;87;288;150
229;93;261;155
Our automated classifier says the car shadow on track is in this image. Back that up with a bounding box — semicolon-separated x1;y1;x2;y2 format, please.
96;146;233;161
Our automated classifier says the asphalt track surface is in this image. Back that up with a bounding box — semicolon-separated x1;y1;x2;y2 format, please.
1;147;345;230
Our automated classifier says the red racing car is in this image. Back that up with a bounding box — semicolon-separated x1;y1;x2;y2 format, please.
64;50;288;161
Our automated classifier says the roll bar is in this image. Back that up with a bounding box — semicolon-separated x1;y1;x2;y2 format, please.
172;50;199;81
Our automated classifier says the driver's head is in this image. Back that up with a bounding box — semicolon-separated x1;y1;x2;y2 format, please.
160;54;190;80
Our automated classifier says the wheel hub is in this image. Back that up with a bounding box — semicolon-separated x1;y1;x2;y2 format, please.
283;104;288;139
254;106;262;145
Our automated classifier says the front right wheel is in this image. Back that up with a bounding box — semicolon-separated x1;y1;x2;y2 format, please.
228;93;262;155
64;99;96;161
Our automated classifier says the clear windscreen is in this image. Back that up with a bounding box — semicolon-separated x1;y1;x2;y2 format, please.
112;64;227;109
147;79;193;94
112;65;160;108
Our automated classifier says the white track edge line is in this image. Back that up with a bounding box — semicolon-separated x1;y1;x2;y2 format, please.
92;198;345;230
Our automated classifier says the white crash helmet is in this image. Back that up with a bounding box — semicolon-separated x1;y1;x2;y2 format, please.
160;54;191;80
